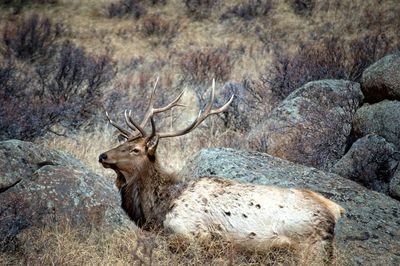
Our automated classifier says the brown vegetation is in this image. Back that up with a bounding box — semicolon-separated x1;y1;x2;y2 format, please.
2;14;62;60
1;219;344;265
260;33;400;100
180;48;233;85
221;0;273;21
106;0;146;19
184;0;219;19
0;15;115;140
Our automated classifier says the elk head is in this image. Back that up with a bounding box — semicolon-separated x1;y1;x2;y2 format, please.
99;79;234;188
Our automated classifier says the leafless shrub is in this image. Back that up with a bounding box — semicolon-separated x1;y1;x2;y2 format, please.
141;14;177;45
261;38;346;100
1;14;63;61
36;41;115;108
291;102;354;169
346;33;398;81
148;0;167;5
0;0;57;4
288;0;315;16
180;48;232;85
261;32;400;101
0;42;116;140
183;0;218;19
142;15;169;36
0;0;57;14
221;0;272;21
106;0;146;19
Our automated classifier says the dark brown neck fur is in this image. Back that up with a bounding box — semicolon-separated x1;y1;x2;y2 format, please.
120;157;187;229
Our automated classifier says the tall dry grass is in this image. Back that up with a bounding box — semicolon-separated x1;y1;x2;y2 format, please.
35;123;118;178
0;218;345;265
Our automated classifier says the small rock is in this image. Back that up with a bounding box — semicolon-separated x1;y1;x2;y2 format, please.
330;134;399;196
353;100;400;149
390;168;400;199
361;53;400;103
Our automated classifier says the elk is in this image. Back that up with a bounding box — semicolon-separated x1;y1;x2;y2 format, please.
99;79;345;260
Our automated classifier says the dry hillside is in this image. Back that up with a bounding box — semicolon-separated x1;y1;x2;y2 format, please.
1;0;399;265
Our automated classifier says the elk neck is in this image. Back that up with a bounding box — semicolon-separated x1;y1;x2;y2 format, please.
120;156;187;229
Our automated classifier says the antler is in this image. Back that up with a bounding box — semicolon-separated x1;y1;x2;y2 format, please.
157;79;234;139
105;78;234;141
140;77;185;129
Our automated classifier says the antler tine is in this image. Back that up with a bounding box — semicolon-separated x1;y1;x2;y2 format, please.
140;77;186;129
140;77;158;129
149;116;157;139
157;111;201;139
193;93;234;128
203;78;216;114
106;111;131;138
157;80;234;139
124;110;146;137
124;110;137;131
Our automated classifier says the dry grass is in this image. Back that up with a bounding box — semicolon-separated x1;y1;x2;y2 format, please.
35;123;118;178
2;0;397;83
0;219;345;265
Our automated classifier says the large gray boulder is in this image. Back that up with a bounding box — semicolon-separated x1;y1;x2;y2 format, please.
248;79;363;170
353;100;400;149
0;140;134;251
182;148;400;266
361;53;400;103
390;168;400;199
330;134;399;196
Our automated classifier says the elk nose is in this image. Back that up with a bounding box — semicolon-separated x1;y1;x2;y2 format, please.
99;153;107;163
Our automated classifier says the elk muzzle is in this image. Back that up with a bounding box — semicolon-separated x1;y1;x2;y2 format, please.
98;153;108;163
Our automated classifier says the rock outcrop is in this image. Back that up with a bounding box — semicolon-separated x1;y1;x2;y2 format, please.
390;168;400;199
0;140;134;251
330;134;399;196
248;79;363;170
352;100;400;150
361;53;400;103
182;148;400;265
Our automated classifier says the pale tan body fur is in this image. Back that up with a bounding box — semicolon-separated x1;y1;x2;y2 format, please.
165;177;344;250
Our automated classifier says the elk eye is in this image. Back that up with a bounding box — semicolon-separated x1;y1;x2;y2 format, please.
131;148;140;154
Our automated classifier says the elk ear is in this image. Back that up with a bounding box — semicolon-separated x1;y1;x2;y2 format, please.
146;135;159;160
